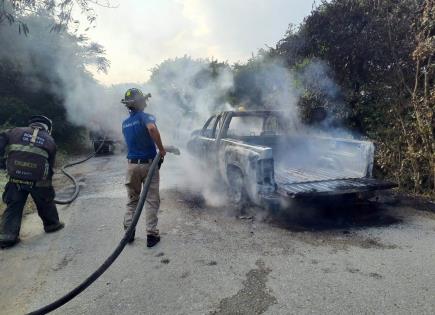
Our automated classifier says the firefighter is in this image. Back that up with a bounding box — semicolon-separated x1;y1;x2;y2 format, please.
0;115;64;249
121;88;166;247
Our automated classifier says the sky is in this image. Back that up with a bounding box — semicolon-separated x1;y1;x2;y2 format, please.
87;0;316;85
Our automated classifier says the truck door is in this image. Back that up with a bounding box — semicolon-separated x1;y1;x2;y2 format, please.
201;114;223;163
189;115;218;159
188;114;224;170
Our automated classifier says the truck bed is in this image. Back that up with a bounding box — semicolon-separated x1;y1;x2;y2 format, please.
228;134;397;197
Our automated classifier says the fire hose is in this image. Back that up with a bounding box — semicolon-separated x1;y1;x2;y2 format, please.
28;147;180;315
54;138;107;205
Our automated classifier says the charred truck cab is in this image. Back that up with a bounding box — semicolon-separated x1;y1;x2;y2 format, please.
188;110;396;210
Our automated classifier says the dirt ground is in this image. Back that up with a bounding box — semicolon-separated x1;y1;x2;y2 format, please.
0;154;434;315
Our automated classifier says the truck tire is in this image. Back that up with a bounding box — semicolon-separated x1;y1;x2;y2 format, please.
227;167;249;213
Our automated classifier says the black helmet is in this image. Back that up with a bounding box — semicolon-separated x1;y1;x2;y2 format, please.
29;115;53;134
121;88;151;110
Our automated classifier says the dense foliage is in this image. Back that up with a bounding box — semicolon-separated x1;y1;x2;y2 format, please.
293;0;434;195
0;0;112;33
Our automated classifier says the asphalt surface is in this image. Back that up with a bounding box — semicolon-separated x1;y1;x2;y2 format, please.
1;154;435;315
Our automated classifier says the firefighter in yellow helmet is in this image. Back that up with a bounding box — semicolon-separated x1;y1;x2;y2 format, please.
0;115;64;249
121;88;165;247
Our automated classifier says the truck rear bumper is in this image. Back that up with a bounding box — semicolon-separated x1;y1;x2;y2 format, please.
260;178;397;208
278;178;397;198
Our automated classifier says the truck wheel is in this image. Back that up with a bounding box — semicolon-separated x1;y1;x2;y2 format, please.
227;169;249;213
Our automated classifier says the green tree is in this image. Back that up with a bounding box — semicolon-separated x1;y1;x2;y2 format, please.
0;0;114;34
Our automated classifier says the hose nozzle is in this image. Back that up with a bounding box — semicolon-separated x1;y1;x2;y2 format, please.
164;145;181;155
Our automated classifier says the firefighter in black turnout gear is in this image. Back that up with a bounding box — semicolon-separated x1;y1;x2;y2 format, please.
0;115;64;249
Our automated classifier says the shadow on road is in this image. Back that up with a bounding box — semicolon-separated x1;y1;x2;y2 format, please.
265;201;401;232
174;188;402;233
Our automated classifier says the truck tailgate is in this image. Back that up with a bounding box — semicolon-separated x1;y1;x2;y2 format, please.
275;168;396;197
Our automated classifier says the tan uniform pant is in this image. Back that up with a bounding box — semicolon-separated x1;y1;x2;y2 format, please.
124;162;160;235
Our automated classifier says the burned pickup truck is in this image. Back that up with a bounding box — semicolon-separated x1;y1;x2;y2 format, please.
187;110;396;209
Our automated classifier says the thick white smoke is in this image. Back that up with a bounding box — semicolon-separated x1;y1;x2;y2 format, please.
144;59;234;146
129;56;357;208
238;57;303;131
1;13;361;210
136;58;235;206
0;13;125;140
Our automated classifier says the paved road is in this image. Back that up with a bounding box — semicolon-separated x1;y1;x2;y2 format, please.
1;154;435;315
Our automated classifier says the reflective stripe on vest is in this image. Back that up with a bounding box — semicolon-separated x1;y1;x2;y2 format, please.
5;144;49;159
30;128;40;146
7;177;52;187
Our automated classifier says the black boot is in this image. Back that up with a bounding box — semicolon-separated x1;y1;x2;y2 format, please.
0;234;20;249
147;234;160;248
44;222;65;233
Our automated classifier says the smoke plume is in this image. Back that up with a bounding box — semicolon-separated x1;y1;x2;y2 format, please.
0;12;124;139
0;12;364;213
